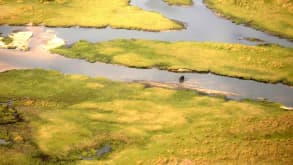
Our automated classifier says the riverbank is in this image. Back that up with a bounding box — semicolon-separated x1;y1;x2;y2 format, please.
51;39;293;86
0;0;183;32
0;69;292;164
204;0;293;40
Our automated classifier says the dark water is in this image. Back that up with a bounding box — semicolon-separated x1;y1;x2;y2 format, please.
0;0;292;106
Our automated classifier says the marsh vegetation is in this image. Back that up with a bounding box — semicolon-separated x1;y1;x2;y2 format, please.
0;0;293;164
0;0;183;31
0;70;292;164
204;0;293;39
52;40;293;85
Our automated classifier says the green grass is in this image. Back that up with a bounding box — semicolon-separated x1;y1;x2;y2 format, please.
164;0;193;6
1;36;13;45
51;39;293;85
0;0;183;31
204;0;293;40
0;69;292;164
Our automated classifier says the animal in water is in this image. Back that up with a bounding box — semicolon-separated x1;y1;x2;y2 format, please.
179;76;185;83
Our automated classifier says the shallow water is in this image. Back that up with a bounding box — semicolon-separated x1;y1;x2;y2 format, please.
1;0;291;47
48;0;292;47
0;0;293;106
1;47;293;106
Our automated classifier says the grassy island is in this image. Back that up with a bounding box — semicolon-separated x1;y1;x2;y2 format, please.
0;0;183;31
51;40;293;85
204;0;293;40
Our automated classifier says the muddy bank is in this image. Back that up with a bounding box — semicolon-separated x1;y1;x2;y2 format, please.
134;80;238;96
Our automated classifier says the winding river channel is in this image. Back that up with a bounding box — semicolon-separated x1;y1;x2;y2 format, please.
0;0;293;106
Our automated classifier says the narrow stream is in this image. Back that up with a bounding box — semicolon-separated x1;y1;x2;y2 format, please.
0;0;292;106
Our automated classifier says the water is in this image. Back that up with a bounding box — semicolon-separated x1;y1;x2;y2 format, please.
44;0;293;47
0;0;292;106
1;0;292;47
1;46;292;106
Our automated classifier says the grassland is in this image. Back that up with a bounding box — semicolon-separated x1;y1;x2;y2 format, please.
0;69;292;164
0;105;20;125
0;0;183;31
51;40;293;85
164;0;193;6
204;0;293;40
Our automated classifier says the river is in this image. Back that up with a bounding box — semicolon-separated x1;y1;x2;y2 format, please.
0;0;292;106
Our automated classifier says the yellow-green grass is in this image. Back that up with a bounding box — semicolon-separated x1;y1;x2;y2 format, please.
51;39;293;85
0;69;292;164
0;105;20;124
0;0;183;31
204;0;293;40
0;36;13;45
164;0;193;6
